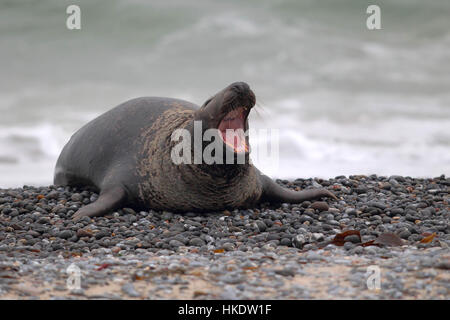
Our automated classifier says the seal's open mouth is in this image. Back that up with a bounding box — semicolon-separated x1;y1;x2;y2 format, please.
218;107;249;153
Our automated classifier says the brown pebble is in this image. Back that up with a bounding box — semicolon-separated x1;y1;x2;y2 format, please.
76;229;93;238
373;232;404;247
310;201;329;212
111;246;121;254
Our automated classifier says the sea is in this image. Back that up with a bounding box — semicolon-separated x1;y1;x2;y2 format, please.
1;0;449;187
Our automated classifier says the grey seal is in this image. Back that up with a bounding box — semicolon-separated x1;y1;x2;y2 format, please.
54;82;336;220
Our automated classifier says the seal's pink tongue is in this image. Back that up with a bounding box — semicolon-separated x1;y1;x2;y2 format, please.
218;108;248;153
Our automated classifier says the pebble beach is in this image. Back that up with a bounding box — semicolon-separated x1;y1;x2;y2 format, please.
0;175;448;300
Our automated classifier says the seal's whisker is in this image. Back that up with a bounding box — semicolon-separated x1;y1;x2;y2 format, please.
250;100;270;125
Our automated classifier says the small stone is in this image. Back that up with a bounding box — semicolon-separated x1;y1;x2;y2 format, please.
222;243;235;251
434;260;450;270
305;251;323;261
274;268;296;277
262;243;276;251
95;230;110;240
398;230;411;240
219;274;244;284
367;201;387;210
26;230;41;238
71;193;83;202
188;238;205;247
280;238;292;246
350;246;364;254
310;202;329;212
312;233;324;241
121;283;141;297
51;243;63;250
80;216;91;224
58;230;73;239
76;229;93;238
70;289;85;296
344;234;361;244
267;233;280;241
46;191;59;200
37;217;51;224
169;239;184;248
255;220;267;232
363;246;379;255
293;235;306;248
111;246;121;254
344;242;355;250
312;181;323;188
355;187;368;194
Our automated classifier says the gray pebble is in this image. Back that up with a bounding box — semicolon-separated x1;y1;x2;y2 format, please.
121;283;141;297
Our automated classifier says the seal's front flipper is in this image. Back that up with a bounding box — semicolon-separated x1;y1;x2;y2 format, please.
259;174;338;204
72;186;126;221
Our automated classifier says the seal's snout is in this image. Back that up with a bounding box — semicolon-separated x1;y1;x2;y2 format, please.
217;82;255;154
229;81;250;94
225;82;256;109
195;82;256;154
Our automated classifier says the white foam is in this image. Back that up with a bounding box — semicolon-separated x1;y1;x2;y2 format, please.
249;95;450;179
0;123;66;187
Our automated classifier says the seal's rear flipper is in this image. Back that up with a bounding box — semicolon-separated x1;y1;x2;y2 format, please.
72;186;126;221
259;174;338;204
